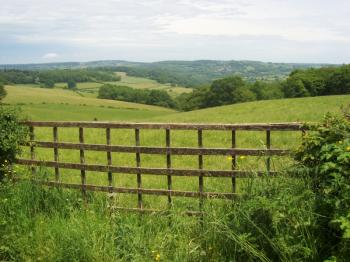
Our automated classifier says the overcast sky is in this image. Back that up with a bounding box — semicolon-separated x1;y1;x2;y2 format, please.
1;0;350;64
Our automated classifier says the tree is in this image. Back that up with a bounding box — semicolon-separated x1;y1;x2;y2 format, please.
232;86;256;103
41;79;55;88
0;83;6;101
204;76;254;107
326;65;350;95
251;81;284;100
283;78;310;98
67;79;77;89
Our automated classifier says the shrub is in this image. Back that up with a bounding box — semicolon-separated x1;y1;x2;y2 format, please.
0;106;27;180
0;83;6;101
294;113;350;260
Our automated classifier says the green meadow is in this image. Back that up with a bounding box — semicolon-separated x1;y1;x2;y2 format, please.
7;84;349;211
2;84;349;261
52;72;191;98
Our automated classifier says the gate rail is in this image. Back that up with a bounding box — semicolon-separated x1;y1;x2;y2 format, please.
15;121;305;214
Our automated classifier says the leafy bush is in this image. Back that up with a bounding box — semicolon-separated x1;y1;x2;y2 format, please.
295;113;350;260
0;106;27;180
0;83;6;101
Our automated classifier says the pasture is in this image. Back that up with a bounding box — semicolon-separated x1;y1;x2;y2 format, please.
12;93;349;211
2;91;349;261
52;71;192;98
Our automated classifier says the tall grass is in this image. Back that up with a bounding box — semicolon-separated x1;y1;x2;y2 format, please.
0;169;317;261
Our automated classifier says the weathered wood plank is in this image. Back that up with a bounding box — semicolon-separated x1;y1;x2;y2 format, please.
266;130;271;173
17;179;239;199
53;127;59;182
29;126;35;175
15;159;277;177
166;128;172;205
113;207;203;216
22;121;304;131
106;128;113;188
27;141;290;156
79;127;86;195
231;130;237;193
135;128;142;209
198;129;204;210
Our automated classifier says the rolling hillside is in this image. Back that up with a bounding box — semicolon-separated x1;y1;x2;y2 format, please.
53;72;192;98
0;59;331;87
4;83;348;123
151;95;350;123
3;85;176;121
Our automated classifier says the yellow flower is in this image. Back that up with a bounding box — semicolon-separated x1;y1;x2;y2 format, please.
347;146;350;152
239;156;246;160
226;156;233;161
155;254;160;261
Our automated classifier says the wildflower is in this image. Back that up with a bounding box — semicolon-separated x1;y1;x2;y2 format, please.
239;156;246;160
226;156;233;161
4;160;8;163
347;146;350;152
155;254;160;261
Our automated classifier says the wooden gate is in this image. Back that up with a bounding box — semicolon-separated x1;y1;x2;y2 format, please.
15;121;304;214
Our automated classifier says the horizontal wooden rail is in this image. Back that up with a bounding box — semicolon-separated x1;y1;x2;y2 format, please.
22;121;304;131
27;141;290;156
15;159;277;177
113;207;203;216
17;120;304;215
16;179;239;199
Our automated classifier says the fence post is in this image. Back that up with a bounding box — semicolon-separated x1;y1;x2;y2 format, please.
29;126;35;176
166;128;172;207
266;130;271;174
53;126;60;182
198;129;204;211
135;128;142;209
231;130;236;193
106;128;113;189
79;127;86;197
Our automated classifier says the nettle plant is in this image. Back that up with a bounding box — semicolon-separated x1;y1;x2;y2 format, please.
0;106;28;181
295;113;350;260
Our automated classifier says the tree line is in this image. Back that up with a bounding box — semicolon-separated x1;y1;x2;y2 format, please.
176;64;350;110
98;65;349;110
0;68;120;89
98;84;176;108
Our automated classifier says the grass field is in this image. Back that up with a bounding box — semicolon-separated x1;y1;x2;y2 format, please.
113;72;193;96
3;85;176;121
2;91;349;261
9;89;349;211
52;72;192;98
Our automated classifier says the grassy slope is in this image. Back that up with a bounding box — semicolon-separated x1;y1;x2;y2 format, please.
151;94;350;123
4;85;176;121
13;94;349;203
6;89;349;210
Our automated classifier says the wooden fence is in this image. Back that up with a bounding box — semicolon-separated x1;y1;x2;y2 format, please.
15;121;304;214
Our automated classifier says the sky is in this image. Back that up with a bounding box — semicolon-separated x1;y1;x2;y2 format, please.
1;0;350;64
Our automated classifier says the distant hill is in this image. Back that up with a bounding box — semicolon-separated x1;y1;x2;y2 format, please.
0;60;334;87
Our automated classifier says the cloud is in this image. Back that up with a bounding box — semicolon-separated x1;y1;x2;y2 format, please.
42;53;58;59
0;0;350;63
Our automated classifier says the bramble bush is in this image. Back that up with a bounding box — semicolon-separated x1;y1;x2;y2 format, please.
295;113;350;261
0;106;27;181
